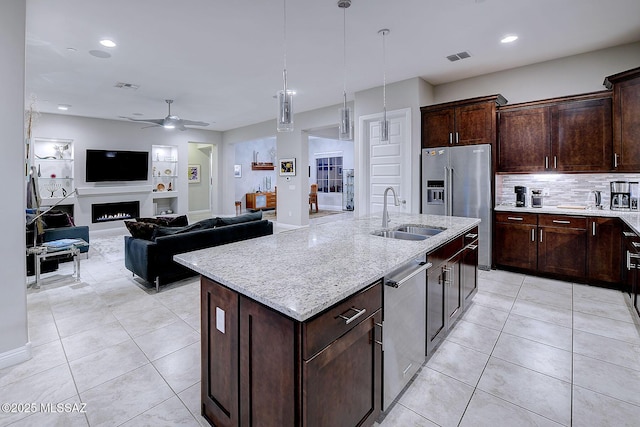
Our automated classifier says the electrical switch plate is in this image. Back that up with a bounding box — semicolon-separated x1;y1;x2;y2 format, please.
216;307;225;334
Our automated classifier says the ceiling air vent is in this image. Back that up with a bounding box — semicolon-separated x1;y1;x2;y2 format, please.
114;82;140;90
446;51;471;62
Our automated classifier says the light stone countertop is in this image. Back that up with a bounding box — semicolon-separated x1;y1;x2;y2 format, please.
495;205;640;235
174;213;479;322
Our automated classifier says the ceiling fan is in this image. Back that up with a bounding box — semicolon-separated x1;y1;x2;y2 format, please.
124;99;209;131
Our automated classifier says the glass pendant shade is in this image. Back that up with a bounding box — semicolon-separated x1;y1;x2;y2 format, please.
380;109;389;142
277;88;294;132
339;93;353;140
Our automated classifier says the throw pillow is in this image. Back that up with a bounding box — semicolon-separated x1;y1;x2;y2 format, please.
217;211;262;226
125;220;158;240
135;215;188;227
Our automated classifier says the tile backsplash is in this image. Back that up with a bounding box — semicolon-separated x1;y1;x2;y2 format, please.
496;173;640;207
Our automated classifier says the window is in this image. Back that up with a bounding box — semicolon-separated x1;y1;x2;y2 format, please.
316;156;343;193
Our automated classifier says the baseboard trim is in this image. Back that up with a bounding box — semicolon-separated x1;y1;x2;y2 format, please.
0;342;32;369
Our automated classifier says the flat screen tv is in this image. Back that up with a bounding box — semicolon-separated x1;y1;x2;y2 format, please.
86;149;149;182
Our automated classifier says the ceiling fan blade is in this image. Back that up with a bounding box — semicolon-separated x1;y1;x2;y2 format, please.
180;120;210;127
176;123;188;131
124;117;165;125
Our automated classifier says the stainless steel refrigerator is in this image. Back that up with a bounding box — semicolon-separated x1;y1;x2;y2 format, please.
422;144;492;269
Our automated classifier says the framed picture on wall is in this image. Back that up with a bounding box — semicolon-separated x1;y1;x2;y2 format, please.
188;164;201;183
279;158;296;176
234;164;242;178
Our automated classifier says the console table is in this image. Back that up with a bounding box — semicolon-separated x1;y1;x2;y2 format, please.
245;191;276;210
27;238;88;288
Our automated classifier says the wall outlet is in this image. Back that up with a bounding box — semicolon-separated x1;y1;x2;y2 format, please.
542;188;550;196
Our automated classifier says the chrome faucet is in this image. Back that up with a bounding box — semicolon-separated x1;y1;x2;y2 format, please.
382;186;400;228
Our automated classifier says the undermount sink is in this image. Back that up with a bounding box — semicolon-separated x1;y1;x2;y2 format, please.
394;225;444;237
371;230;427;241
371;224;445;241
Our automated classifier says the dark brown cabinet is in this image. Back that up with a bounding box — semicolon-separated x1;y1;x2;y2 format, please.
494;213;538;270
497;92;613;173
604;67;640;172
587;217;623;285
623;229;640;316
421;95;506;148
462;231;479;305
201;277;382;427
537;215;587;279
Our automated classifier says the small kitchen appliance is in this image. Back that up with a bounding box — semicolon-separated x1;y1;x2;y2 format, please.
531;189;543;208
515;186;527;207
611;181;631;210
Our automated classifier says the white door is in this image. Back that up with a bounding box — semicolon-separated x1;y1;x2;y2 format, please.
366;108;411;215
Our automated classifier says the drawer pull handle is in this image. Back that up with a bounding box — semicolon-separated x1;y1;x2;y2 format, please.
468;244;478;250
552;220;571;224
633;242;640;249
338;307;367;325
507;217;524;221
623;232;637;237
465;233;478;239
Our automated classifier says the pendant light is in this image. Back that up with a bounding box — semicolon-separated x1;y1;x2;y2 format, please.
277;0;294;132
379;28;390;142
338;0;353;141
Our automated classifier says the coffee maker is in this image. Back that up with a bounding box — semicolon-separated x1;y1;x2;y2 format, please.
610;181;631;209
515;186;527;207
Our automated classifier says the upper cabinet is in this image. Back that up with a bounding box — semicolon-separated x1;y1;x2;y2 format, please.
497;92;613;173
604;66;640;172
421;95;507;148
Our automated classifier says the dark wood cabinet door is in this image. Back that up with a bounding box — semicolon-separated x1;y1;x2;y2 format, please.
497;107;550;172
494;221;537;271
303;310;382;427
462;242;479;304
587;217;623;285
422;108;455;148
551;97;613;172
239;296;297;427
455;102;495;146
426;267;446;355
445;254;463;326
201;277;240;427
615;76;640;171
538;226;587;279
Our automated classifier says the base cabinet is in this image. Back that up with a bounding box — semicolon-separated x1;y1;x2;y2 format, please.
201;277;382;427
495;212;622;287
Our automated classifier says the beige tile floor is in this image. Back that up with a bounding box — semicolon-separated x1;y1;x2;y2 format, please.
4;217;640;426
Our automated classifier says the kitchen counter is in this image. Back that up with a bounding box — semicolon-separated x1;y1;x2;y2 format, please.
495;205;640;235
174;213;479;321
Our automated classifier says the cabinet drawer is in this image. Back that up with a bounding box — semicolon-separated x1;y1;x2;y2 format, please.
539;214;587;229
266;193;276;203
428;236;464;269
464;226;479;245
303;281;382;360
495;212;537;225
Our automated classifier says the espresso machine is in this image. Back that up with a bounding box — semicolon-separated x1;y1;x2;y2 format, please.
515;186;527;207
611;181;631;209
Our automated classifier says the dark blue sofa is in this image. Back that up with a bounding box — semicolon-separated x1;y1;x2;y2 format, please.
124;214;272;291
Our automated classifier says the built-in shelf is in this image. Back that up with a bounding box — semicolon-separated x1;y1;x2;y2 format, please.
251;162;275;171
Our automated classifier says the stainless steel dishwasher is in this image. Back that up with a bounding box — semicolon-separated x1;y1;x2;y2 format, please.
382;255;432;410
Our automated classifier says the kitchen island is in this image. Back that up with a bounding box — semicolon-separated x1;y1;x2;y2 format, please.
174;213;479;427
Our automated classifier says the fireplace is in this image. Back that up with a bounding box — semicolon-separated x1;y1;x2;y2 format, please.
91;201;140;223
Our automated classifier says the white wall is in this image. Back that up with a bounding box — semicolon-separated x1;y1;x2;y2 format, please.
0;1;30;368
33;114;222;228
434;42;640;105
234;137;277;208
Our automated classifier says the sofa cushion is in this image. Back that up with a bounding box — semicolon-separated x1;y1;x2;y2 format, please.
125;220;158;240
217;211;262;227
151;217;218;240
135;215;188;227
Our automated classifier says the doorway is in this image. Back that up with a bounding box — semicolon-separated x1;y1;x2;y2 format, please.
188;142;217;215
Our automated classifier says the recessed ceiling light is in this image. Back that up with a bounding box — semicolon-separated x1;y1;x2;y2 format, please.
66;47;77;52
57;104;71;111
89;50;111;59
99;39;116;48
501;35;518;44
